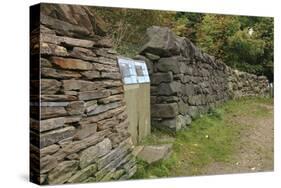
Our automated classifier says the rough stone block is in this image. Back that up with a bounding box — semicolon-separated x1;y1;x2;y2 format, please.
41;67;81;79
152;115;189;131
48;160;79;184
68;164;97;183
79;138;112;169
98;94;123;104
41;58;52;68
156;96;179;103
74;123;97;140
40;126;75;148
101;72;121;80
178;99;188;115
78;90;110;101
40;117;65;132
151;103;178;118
64;116;82;124
40;144;60;157
41;79;61;95
70;47;97;61
183;84;195;96
59;36;95;48
62;130;110;154
157;81;181;96
40;43;69;57
87;102;122;116
140;26;180;57
188;95;203;105
40;102;70;107
144;52;160;61
186;106;199;119
137;144;172;164
84;100;98;113
63;80;104;92
66;101;85;115
40;155;58;174
41;106;68;119
81;70;100;80
151;72;173;85
93;63;119;72
83;106;126;124
41;95;77;102
97;138;132;170
156;56;185;74
40;14;90;38
97;117;117;130
52;57;93;70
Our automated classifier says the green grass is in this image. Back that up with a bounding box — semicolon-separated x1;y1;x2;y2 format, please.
131;97;273;179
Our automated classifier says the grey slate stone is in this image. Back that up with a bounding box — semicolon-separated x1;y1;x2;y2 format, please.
40;126;75;148
68;164;97;183
79;138;112;169
48;160;79;184
140;26;180;57
151;72;173;85
40;117;65;132
151;103;178;118
41;79;61;95
137;144;172;164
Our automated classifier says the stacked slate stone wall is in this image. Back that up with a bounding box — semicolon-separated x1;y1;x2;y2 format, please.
137;26;269;131
30;3;136;185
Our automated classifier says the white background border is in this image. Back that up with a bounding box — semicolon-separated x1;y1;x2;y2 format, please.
0;0;279;187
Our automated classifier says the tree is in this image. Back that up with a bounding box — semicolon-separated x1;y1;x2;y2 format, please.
196;14;241;60
254;17;274;81
226;29;265;74
172;12;204;42
195;14;273;81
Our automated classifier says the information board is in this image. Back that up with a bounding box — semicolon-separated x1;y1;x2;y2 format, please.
135;60;150;83
117;57;150;84
117;57;138;84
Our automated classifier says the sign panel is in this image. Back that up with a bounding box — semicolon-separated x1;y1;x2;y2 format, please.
135;60;150;83
117;57;138;84
117;57;150;84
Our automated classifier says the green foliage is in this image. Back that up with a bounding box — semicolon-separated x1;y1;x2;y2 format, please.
207;108;223;120
172;12;204;42
226;29;265;71
172;16;189;36
254;17;274;81
193;14;273;81
92;7;273;81
196;14;241;59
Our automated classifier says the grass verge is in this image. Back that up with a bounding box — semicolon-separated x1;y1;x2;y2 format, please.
131;97;273;179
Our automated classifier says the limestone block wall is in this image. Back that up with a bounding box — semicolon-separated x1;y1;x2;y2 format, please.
30;3;136;185
138;26;269;132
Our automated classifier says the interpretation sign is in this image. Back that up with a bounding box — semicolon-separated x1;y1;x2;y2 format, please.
117;57;138;84
117;57;150;84
135;60;150;83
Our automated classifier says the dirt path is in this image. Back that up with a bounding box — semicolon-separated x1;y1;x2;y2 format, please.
201;103;274;175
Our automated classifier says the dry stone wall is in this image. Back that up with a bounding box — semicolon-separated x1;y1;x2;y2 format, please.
227;68;269;99
30;3;136;185
137;26;269;132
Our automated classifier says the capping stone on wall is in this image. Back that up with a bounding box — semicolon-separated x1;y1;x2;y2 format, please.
30;3;136;185
138;26;269;132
